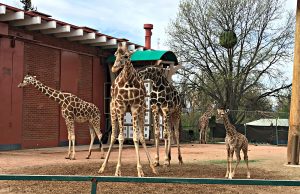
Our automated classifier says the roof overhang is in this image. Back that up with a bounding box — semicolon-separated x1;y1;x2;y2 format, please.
0;3;144;50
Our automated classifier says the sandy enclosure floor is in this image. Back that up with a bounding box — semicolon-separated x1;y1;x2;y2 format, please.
0;143;300;193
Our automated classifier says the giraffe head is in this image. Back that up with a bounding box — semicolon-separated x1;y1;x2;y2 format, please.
217;108;229;118
18;74;37;88
112;43;133;73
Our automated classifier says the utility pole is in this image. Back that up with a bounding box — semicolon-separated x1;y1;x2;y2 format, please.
287;0;300;165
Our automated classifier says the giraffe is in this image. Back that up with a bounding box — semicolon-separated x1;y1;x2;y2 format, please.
98;43;157;177
18;75;104;160
198;103;215;144
138;67;183;167
217;108;251;179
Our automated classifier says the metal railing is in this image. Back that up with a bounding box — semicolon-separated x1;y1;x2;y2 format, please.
1;174;300;194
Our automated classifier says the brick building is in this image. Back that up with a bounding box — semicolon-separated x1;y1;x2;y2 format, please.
0;3;144;150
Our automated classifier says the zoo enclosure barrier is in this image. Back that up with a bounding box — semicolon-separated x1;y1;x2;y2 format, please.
1;174;300;194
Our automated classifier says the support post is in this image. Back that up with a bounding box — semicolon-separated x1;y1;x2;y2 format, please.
287;0;300;165
91;178;97;194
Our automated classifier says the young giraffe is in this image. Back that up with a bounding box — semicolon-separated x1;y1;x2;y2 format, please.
98;43;157;177
217;108;251;179
18;75;104;160
198;103;215;144
138;67;183;167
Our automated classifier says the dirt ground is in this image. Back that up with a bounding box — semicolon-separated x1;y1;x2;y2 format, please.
0;143;300;194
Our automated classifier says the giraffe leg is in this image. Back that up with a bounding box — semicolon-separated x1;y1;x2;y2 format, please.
225;146;230;178
204;128;207;144
65;132;71;159
152;105;160;167
70;130;76;160
65;120;76;160
115;112;125;176
174;115;183;165
132;109;144;177
162;108;171;167
137;107;157;175
99;103;117;173
228;149;234;179
86;127;96;159
243;147;251;178
232;149;241;178
91;118;104;159
199;129;202;144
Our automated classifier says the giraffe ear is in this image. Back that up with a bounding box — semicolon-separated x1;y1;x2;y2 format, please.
33;75;37;78
225;109;230;113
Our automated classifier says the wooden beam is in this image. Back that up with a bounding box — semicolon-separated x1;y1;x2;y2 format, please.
0;11;24;21
42;25;70;34
55;29;83;38
137;47;144;51
287;0;300;165
81;35;107;44
68;32;96;41
27;21;56;30
0;5;6;14
91;38;117;46
11;16;41;26
128;44;135;51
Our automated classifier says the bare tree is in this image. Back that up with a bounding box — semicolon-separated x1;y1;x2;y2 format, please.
167;0;294;122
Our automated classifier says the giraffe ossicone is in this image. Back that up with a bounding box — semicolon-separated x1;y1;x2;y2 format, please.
18;74;104;160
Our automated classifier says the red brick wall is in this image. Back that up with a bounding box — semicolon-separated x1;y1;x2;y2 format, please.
76;54;93;144
22;43;60;148
0;25;107;149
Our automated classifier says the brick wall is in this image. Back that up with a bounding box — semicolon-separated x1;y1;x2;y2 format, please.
23;43;60;148
76;54;93;144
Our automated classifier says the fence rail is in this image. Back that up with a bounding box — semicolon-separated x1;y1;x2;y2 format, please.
1;174;300;194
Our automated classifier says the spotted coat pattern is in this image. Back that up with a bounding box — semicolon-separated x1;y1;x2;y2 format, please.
138;67;183;167
98;43;157;177
217;109;251;179
18;75;104;160
198;104;215;144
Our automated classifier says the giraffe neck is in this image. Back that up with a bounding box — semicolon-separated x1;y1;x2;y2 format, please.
120;61;137;82
31;79;63;104
138;67;164;83
222;114;237;136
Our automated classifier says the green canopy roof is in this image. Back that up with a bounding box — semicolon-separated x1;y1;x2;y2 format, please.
107;50;178;64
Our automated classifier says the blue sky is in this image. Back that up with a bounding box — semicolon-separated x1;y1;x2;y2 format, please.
1;0;181;50
0;0;297;80
0;0;297;50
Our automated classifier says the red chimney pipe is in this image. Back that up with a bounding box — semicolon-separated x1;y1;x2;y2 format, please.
144;24;153;50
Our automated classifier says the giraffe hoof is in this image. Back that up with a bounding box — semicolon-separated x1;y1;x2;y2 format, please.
115;171;121;176
86;156;90;159
153;161;160;167
138;170;144;177
247;173;251;179
65;156;70;159
98;166;105;174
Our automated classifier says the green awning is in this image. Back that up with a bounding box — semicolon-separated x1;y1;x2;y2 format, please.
106;50;178;64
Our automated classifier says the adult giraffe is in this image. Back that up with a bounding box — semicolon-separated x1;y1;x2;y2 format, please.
18;75;104;160
98;43;157;177
138;66;183;167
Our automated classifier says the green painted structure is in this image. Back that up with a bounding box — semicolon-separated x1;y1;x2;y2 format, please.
107;50;178;64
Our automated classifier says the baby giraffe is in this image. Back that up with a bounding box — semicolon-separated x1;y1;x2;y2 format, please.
217;108;250;179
